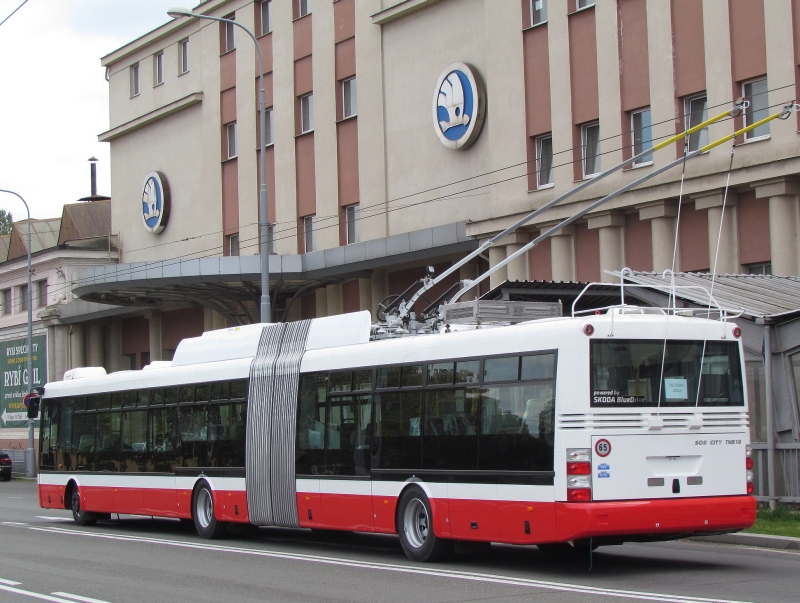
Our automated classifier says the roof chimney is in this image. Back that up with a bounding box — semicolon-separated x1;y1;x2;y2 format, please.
78;157;111;202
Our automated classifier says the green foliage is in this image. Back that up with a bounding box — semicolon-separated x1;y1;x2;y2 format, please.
0;209;12;235
746;507;800;538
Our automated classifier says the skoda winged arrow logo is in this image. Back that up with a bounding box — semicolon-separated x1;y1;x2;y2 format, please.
432;62;486;150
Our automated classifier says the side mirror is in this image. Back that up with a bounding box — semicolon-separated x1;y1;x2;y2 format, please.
25;392;41;419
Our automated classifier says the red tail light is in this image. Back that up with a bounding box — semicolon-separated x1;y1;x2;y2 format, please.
567;461;591;475
746;482;754;495
567;488;592;502
746;457;753;470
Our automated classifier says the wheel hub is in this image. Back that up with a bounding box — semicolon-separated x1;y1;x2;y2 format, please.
403;498;429;549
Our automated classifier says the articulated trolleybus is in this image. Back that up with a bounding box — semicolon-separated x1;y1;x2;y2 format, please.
37;302;755;561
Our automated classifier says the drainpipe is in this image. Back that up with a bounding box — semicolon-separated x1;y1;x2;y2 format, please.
764;324;776;509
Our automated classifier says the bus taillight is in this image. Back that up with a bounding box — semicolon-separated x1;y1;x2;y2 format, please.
746;445;754;494
567;448;592;502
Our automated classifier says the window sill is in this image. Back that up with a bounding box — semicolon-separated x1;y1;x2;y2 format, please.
256;31;272;39
153;82;164;88
580;173;601;181
178;70;190;77
130;93;140;99
743;134;771;144
220;48;236;57
292;13;311;23
336;115;357;124
569;4;595;16
522;21;548;32
535;183;555;191
223;155;238;163
296;130;314;138
630;160;653;169
255;142;275;150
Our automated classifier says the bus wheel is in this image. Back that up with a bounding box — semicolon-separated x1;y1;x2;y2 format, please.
70;488;97;527
397;486;453;562
193;482;227;539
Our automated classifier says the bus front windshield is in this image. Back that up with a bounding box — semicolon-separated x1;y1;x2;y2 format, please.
591;339;744;408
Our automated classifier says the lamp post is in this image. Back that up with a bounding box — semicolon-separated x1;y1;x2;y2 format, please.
0;189;35;477
168;7;272;323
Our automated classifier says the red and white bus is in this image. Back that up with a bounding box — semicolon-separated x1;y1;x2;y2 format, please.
37;308;755;561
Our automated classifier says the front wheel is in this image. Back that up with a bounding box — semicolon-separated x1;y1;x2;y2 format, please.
71;488;97;527
193;482;227;539
397;486;453;562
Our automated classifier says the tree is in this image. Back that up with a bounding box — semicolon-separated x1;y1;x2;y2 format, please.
0;210;12;235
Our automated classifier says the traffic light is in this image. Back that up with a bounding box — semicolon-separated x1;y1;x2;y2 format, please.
25;392;40;419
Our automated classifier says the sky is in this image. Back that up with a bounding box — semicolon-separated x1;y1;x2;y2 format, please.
0;0;184;220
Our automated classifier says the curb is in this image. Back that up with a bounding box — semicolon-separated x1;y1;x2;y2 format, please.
690;532;800;550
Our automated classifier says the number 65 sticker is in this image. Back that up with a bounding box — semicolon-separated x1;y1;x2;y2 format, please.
595;439;611;457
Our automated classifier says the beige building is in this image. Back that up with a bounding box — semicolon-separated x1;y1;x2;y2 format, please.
76;0;800;363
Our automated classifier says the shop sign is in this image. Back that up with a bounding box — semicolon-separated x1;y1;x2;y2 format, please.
432;62;486;150
0;335;45;428
141;171;170;234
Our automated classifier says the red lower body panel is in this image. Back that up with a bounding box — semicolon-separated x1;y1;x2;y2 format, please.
554;496;756;542
39;484;66;509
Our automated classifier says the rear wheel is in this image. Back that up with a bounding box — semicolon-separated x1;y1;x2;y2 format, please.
397;486;453;562
1;473;10;482
70;488;97;527
193;482;227;539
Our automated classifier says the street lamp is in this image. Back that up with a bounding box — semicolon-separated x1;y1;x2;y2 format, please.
168;7;272;323
0;189;35;477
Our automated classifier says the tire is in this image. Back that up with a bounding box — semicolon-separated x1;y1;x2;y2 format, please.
193;481;227;539
70;487;97;527
396;486;453;562
0;473;10;482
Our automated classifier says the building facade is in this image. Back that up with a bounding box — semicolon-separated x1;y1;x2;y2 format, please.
76;0;800;372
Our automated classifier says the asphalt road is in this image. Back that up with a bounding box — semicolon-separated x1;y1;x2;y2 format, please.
0;480;797;603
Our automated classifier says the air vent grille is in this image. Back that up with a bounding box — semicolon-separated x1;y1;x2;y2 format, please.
442;300;562;324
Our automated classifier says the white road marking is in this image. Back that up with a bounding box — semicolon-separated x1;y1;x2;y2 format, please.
51;592;111;603
2;522;753;603
36;516;72;522
0;583;84;603
0;578;23;585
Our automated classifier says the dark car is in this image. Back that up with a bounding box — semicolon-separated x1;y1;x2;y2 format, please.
0;452;12;481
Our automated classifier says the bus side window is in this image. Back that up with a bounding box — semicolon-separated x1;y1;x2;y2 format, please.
296;372;327;475
148;406;181;472
71;412;97;472
57;399;75;471
373;391;422;470
120;409;147;472
207;402;246;467
39;398;54;469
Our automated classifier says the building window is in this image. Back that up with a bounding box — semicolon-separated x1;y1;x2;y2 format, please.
228;233;240;256
631;108;653;166
343;78;357;119
743;77;769;141
153;51;164;86
130;63;140;97
263;107;274;145
530;0;547;26
179;38;190;74
685;94;708;152
299;0;311;18
261;0;272;35
300;93;314;133
19;284;28;312
226;122;238;159
303;215;316;253
747;262;772;275
37;280;47;308
2;289;10;315
346;204;360;244
224;15;236;53
536;134;553;188
581;121;601;178
577;0;595;8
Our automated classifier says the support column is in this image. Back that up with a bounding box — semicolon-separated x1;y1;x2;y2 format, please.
589;212;625;282
106;321;126;373
640;202;679;272
459;263;480;301
315;287;328;318
694;191;739;275
69;324;85;370
326;284;343;316
86;324;105;368
549;226;575;282
148;310;162;362
488;244;507;290
357;279;372;316
756;179;800;276
506;244;528;282
370;269;389;320
48;324;69;381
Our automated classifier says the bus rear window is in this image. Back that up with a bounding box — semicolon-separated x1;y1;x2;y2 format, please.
591;339;744;407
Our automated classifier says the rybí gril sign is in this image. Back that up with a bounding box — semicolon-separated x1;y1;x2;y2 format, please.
1;335;45;428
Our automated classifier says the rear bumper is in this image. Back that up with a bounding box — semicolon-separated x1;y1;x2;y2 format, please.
556;495;756;543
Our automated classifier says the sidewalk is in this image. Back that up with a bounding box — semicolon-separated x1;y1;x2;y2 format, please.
690;532;800;551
